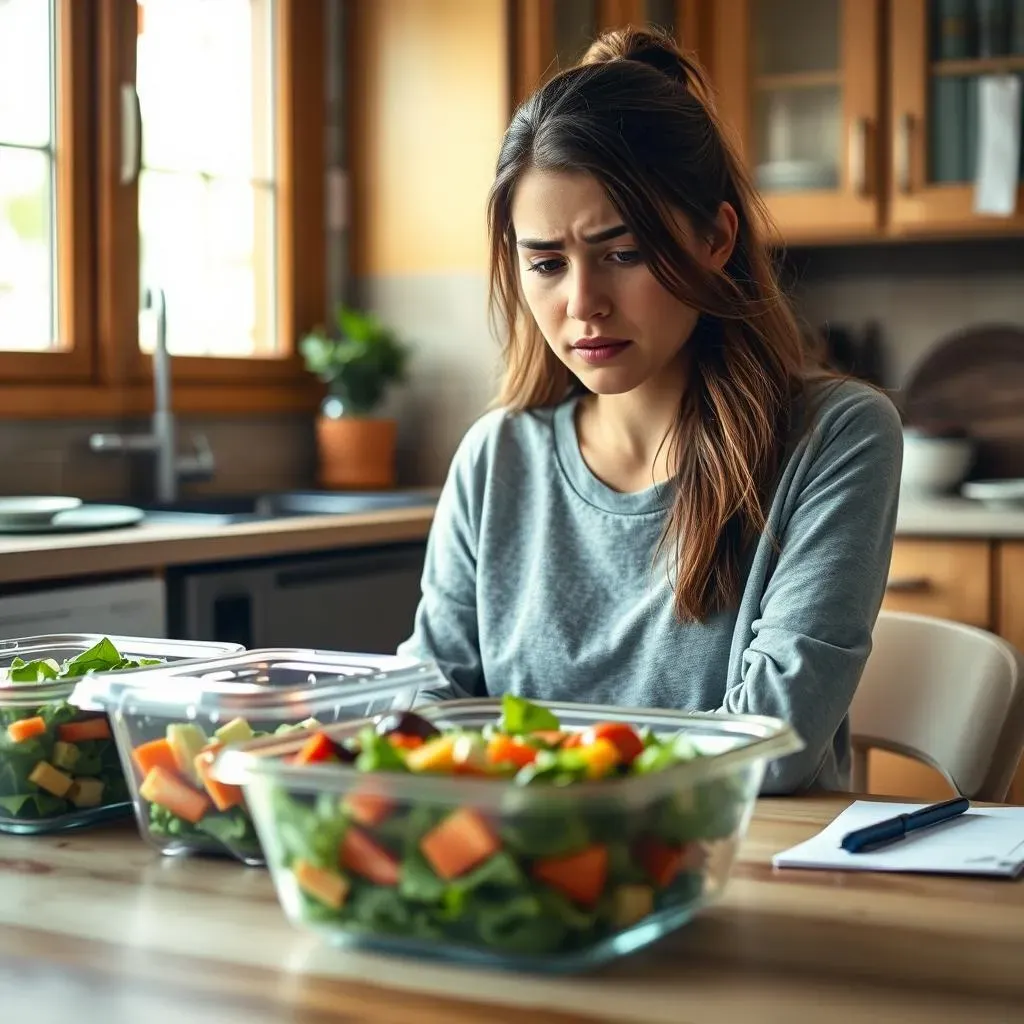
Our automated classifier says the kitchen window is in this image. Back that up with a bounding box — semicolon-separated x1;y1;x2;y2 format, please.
0;0;325;417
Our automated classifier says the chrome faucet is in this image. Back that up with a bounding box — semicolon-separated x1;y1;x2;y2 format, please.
89;287;215;503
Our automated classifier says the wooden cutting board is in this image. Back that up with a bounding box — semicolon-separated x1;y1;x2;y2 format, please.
900;324;1024;480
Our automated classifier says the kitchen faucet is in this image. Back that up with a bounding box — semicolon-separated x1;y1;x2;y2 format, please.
89;287;215;504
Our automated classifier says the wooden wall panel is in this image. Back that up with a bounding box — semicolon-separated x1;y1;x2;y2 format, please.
347;0;509;277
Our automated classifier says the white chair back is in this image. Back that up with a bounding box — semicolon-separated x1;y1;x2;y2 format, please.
850;611;1024;801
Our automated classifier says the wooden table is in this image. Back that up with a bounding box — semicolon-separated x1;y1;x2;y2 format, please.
1;795;1021;1024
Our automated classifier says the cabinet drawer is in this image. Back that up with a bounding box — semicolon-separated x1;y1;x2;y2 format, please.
882;539;991;628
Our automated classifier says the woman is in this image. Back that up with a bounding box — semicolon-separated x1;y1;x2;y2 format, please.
397;28;902;794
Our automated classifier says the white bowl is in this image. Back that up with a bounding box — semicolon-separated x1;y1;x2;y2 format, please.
900;433;975;495
0;496;83;527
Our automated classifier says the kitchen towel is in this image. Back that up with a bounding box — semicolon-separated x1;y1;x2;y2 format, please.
973;74;1022;216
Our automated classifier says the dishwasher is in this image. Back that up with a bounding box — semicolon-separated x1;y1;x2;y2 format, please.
166;541;427;653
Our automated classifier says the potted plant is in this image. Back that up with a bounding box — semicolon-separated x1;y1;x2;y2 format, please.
299;305;410;490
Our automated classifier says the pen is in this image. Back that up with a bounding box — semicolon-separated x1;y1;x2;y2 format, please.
840;796;971;853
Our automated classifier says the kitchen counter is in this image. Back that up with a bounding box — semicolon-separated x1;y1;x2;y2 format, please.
0;506;436;586
897;495;1024;537
1;794;1021;1024
0;493;1020;590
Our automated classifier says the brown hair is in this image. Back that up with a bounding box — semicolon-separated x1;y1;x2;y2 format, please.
486;26;813;623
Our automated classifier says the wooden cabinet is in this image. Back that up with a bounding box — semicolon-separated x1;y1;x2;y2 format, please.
511;0;707;105
709;0;1024;243
869;537;1024;804
889;0;1024;239
883;538;991;627
713;0;884;244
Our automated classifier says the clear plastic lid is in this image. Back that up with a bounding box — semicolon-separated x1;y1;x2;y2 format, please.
0;634;244;706
73;648;448;718
212;698;805;808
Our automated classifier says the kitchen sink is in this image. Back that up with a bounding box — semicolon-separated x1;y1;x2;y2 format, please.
140;489;439;527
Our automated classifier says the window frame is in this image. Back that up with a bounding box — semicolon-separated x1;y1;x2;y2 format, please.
0;0;96;383
0;0;326;417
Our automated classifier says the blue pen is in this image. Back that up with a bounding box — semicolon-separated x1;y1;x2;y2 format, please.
840;796;971;853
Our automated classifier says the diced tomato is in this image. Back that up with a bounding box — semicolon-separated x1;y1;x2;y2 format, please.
419;808;500;880
388;733;424;751
533;844;608;907
342;790;395;826
294;732;338;766
57;717;112;743
634;837;686;888
339;826;400;886
485;734;538;769
581;722;644;764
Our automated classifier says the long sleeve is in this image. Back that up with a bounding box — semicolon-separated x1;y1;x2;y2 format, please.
396;421;491;700
719;388;904;794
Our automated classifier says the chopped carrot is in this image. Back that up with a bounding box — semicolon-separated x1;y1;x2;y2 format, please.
420;808;500;880
294;859;349;909
486;734;538;769
57;717;111;743
132;737;179;778
342;791;395;827
533;844;609;907
6;716;47;744
339;826;400;886
138;765;211;824
194;748;244;812
294;732;338;765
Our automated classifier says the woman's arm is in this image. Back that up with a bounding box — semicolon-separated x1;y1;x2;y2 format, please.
719;387;904;793
396;422;491;700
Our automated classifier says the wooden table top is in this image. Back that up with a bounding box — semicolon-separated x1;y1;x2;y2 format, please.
1;794;1022;1024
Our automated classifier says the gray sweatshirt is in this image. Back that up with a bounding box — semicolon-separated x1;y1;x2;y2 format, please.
397;379;903;794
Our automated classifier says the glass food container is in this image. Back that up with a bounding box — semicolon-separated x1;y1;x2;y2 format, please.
82;649;447;866
0;634;243;835
212;698;804;971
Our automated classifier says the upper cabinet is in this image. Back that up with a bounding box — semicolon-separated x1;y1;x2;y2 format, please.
713;0;883;244
712;0;1024;243
512;1;707;105
889;0;1024;238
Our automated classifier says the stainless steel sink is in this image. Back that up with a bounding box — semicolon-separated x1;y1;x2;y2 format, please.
140;489;439;527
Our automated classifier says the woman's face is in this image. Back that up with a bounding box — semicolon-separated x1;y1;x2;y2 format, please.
511;168;714;397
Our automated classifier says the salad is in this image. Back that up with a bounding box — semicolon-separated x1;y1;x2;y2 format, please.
0;637;164;822
256;695;748;959
130;715;322;861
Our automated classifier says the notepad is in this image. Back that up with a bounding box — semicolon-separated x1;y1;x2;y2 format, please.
772;801;1024;878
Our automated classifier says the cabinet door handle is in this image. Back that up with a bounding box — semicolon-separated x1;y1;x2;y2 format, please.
885;576;932;593
896;112;913;194
849;116;869;197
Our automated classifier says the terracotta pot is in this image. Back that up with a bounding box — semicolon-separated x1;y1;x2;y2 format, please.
315;415;398;490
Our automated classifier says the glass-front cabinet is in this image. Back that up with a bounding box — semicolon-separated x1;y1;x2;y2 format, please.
511;1;703;106
712;0;883;244
889;0;1024;237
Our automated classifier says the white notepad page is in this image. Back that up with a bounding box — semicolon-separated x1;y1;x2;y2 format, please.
772;801;1024;878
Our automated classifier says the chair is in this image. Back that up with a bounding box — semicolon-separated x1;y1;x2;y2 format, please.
850;610;1024;802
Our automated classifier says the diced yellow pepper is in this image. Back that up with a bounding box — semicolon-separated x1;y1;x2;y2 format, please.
578;737;621;779
404;734;458;773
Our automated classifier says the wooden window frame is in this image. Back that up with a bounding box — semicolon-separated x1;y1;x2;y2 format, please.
0;0;326;418
0;0;95;384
